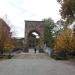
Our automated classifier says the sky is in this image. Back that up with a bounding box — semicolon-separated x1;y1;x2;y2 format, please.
0;0;61;38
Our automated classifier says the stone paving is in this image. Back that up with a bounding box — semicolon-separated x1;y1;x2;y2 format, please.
12;52;51;59
0;51;75;75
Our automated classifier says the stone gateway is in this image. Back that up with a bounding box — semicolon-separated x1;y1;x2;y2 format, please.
24;21;44;50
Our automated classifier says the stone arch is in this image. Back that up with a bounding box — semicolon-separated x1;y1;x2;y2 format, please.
24;21;44;49
28;30;40;37
27;30;40;48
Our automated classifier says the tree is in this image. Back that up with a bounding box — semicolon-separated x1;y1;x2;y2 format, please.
54;19;65;38
71;35;75;51
43;18;56;47
70;25;75;51
54;27;72;51
57;0;75;24
56;19;65;29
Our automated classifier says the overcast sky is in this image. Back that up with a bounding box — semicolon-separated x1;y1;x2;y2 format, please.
0;0;61;37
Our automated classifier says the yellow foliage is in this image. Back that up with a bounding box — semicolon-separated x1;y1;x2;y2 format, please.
4;38;16;50
4;44;15;49
54;27;74;51
70;34;75;51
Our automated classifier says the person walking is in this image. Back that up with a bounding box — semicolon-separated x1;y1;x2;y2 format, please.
34;48;36;53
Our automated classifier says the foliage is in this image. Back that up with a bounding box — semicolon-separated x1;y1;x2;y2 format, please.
11;38;24;48
4;40;16;53
54;27;73;51
70;27;75;51
57;0;75;24
54;19;65;37
43;18;56;47
56;19;65;29
11;38;18;48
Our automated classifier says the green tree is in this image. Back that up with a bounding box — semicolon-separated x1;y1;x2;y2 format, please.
43;18;56;47
57;0;75;24
56;19;65;29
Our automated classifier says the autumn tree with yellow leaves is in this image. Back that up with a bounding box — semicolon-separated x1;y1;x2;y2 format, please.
54;27;75;52
70;26;75;51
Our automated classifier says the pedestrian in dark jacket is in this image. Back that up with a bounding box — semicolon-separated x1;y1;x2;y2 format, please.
34;48;36;53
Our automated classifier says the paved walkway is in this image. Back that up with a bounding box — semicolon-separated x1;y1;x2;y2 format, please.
0;51;75;75
12;52;51;59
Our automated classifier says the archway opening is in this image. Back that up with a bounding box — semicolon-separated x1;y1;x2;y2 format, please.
28;31;40;48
